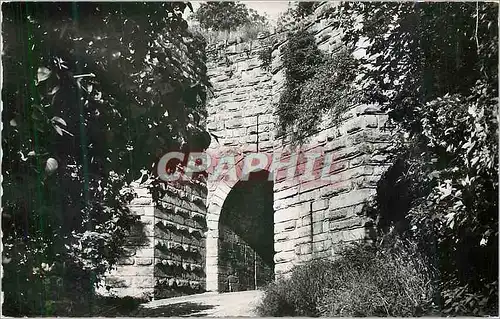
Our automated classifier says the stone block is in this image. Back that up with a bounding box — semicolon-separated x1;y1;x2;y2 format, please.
135;248;154;258
329;227;366;244
123;247;137;257
344;117;364;134
295;226;312;239
312;221;322;235
328;189;375;210
300;244;313;256
225;118;243;129
274;186;299;200
130;197;152;205
301;215;312;227
259;133;270;141
118;257;135;266
105;277;133;288
274;251;296;263
320;181;351;198
243;116;258;127
369;154;389;164
140;216;154;225
135;258;153;266
275;205;301;223
327;207;350;220
312;199;329;212
112;265;154;277
329;217;363;231
274;220;296;233
349;155;367;167
275;231;291;242
274;262;294;276
297;189;322;202
333;146;365;161
329;166;366;184
129;207;145;216
134;277;155;288
312;209;325;223
365;115;378;128
312;241;325;252
275;240;294;253
314;232;328;243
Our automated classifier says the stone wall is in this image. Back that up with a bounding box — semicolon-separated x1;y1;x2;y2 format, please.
98;29;209;299
153;180;207;299
204;2;392;288
218;225;273;292
99;179;208;299
100;3;393;296
97;183;156;298
272;106;392;275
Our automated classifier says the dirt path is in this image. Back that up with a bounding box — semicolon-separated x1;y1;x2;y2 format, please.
137;290;264;317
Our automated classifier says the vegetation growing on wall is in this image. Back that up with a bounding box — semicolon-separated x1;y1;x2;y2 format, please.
262;2;498;317
257;37;276;71
277;29;358;143
329;2;498;315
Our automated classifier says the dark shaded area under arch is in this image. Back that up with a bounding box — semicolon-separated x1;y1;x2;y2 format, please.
219;170;275;272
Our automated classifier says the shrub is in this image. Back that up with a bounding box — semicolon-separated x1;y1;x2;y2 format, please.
255;278;296;316
318;237;437;317
256;238;436;317
257;259;337;316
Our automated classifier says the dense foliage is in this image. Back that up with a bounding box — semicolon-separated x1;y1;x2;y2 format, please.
325;2;498;315
293;2;322;19
2;2;210;315
191;2;268;32
257;239;435;317
277;29;358;142
273;1;498;316
276;2;322;32
277;29;321;140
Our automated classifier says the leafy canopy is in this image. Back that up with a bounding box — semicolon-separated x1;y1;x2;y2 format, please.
326;2;498;315
192;1;267;32
2;2;210;315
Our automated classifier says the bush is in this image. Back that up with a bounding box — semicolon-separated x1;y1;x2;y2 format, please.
257;259;337;316
255;278;296;316
319;237;436;316
256;238;436;317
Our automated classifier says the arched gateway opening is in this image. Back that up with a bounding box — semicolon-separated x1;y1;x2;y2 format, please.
218;170;274;292
205;170;274;292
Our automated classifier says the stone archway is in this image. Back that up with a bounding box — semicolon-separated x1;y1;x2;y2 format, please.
205;169;274;292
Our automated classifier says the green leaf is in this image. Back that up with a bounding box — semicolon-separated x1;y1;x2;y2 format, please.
54;125;63;136
51;116;67;127
37;67;51;84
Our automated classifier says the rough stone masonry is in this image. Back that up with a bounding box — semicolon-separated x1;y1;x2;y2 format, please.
100;2;393;297
203;2;392;292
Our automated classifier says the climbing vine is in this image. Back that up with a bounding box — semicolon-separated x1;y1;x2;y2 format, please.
277;29;358;143
257;37;276;71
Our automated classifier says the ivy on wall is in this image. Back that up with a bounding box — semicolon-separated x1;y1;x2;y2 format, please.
277;29;358;143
